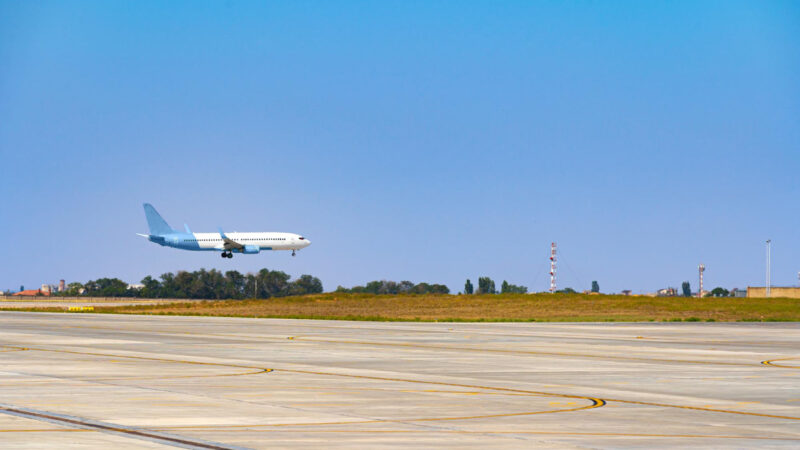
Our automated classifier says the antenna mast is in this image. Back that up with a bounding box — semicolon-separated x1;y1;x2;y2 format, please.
698;264;705;298
766;240;771;298
549;242;557;293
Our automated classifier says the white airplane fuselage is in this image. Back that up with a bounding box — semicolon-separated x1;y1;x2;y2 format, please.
157;232;309;252
140;203;311;258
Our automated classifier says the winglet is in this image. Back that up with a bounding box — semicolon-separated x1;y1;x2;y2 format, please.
184;223;192;234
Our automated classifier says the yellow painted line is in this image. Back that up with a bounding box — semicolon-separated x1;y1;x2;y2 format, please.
4;346;603;409
80;368;270;382
290;337;774;368
276;367;606;409
10;345;800;423
157;401;598;429
0;347;28;353
5;346;274;374
0;429;92;433
150;428;800;440
149;428;800;440
2;345;271;381
37;322;776;367
603;397;800;421
762;358;800;369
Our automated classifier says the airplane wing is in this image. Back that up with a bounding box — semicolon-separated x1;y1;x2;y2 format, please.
218;227;244;250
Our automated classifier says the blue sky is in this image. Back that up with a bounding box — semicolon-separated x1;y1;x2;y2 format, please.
1;1;798;294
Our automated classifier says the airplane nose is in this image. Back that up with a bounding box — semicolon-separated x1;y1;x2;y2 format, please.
304;239;311;247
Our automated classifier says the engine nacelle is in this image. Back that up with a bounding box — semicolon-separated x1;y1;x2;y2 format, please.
242;245;260;254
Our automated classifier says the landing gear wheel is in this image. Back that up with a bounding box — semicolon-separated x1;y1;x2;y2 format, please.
227;252;233;259
292;250;296;257
221;252;227;258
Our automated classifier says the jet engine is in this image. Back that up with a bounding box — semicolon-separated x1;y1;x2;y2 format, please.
242;245;260;254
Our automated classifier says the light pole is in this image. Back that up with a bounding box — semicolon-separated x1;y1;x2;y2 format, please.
766;240;771;298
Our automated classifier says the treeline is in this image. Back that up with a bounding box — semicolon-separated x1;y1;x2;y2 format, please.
335;280;450;295
57;268;323;299
464;277;528;294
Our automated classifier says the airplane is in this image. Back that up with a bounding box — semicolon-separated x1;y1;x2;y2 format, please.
137;203;311;258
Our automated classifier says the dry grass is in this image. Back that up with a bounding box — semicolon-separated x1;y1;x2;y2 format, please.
28;293;800;322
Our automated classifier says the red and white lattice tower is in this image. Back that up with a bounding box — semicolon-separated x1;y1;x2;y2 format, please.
549;242;557;293
698;264;705;298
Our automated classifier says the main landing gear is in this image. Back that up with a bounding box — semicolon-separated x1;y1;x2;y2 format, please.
221;251;233;259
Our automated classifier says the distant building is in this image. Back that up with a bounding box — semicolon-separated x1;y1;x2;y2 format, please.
732;288;747;298
59;280;65;292
747;287;800;299
13;289;50;296
657;287;677;297
127;284;145;290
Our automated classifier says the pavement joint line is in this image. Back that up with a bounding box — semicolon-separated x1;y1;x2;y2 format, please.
0;403;249;449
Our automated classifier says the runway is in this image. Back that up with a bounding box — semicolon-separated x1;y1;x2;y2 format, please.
0;312;798;448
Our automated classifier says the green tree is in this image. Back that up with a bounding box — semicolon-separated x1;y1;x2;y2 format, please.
64;282;84;296
410;282;450;294
501;281;528;294
556;287;577;294
83;278;130;297
398;281;415;293
289;275;324;295
224;270;246;299
478;277;496;294
591;281;600;293
258;269;292;297
464;279;474;295
364;280;383;295
709;287;730;297
681;281;692;297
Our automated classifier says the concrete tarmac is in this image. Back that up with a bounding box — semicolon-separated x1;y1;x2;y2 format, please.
0;312;798;448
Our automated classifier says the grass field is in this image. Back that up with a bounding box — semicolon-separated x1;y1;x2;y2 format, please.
12;293;800;322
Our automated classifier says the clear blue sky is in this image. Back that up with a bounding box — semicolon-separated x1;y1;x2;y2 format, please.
1;1;798;294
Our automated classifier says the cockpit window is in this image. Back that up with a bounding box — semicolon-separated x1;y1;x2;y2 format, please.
299;237;305;240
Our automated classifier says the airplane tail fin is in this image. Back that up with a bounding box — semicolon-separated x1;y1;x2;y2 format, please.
143;203;175;235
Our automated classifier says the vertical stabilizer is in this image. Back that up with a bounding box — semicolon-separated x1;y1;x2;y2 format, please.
143;203;175;235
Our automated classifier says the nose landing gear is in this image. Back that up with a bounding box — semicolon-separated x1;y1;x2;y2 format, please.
292;250;296;257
